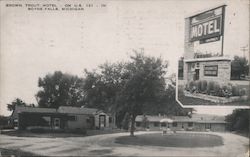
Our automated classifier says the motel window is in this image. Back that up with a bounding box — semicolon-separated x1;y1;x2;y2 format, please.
136;122;141;127
154;122;159;127
54;118;60;127
205;123;211;129
68;116;77;121
172;122;177;127
204;65;218;76
188;122;193;127
161;122;166;127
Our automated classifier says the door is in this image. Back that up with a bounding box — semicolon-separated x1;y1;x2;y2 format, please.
195;69;199;80
54;118;60;129
99;115;106;129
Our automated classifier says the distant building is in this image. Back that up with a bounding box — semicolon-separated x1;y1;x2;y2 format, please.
135;114;227;132
10;106;115;131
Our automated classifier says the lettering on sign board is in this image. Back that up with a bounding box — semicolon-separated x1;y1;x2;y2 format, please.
190;7;224;42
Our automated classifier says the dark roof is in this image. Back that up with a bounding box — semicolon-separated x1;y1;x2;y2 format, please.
15;106;57;113
58;106;99;115
136;115;168;122
11;106;58;119
136;114;226;123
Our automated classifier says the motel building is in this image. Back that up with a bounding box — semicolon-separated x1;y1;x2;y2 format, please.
10;106;116;131
135;114;227;132
182;5;231;85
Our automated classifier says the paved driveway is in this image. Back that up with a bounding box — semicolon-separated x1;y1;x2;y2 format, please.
0;131;248;156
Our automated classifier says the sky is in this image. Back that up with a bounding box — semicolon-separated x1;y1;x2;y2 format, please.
0;0;249;116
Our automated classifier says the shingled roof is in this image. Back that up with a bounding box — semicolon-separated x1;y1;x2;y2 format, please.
58;106;99;115
136;114;226;123
11;106;58;119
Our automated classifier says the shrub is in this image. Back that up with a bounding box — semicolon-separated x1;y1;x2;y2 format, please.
30;128;45;133
221;85;232;98
188;81;197;93
232;85;240;96
201;80;207;93
207;81;215;95
214;82;221;96
189;81;194;89
239;88;247;96
197;80;202;92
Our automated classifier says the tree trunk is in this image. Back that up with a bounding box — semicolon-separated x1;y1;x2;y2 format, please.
130;114;136;136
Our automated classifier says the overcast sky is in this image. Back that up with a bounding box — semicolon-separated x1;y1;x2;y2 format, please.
0;0;249;116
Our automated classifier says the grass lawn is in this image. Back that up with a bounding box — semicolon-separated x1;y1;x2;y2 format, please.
115;133;223;148
0;148;37;156
1;129;125;138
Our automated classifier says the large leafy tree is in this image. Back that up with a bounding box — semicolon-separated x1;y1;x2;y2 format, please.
36;71;84;108
226;109;249;134
83;52;188;136
83;62;126;112
7;98;27;111
231;56;249;80
118;52;168;136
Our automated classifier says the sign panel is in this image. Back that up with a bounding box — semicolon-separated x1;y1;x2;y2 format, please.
204;65;218;76
190;7;224;42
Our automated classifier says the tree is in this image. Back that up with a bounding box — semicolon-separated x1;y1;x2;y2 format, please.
36;71;85;108
226;109;250;134
141;115;149;129
231;56;249;80
116;52;168;136
83;52;186;136
178;57;184;80
83;62;126;112
7;98;27;111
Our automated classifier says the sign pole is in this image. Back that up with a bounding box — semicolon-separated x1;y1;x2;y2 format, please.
221;6;226;56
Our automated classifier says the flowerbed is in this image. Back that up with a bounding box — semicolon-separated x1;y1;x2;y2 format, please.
185;80;248;98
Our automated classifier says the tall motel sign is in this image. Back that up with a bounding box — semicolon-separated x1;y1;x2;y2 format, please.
182;5;231;85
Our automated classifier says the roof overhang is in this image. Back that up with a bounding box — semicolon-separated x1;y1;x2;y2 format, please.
184;57;231;63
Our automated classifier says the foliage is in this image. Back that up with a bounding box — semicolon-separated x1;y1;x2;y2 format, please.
178;57;184;79
186;80;237;98
83;62;126;112
0;116;8;125
7;98;27;111
207;81;215;94
231;55;249;80
226;109;250;134
36;71;84;108
83;52;176;136
200;80;207;93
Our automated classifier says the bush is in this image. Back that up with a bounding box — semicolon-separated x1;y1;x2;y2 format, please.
197;80;202;92
221;85;232;98
207;81;215;94
71;128;87;134
232;85;240;96
201;80;207;93
30;128;46;133
239;88;247;96
214;82;221;96
188;81;197;93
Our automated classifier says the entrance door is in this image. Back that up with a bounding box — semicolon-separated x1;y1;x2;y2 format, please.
54;118;60;129
195;69;199;80
99;115;106;129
